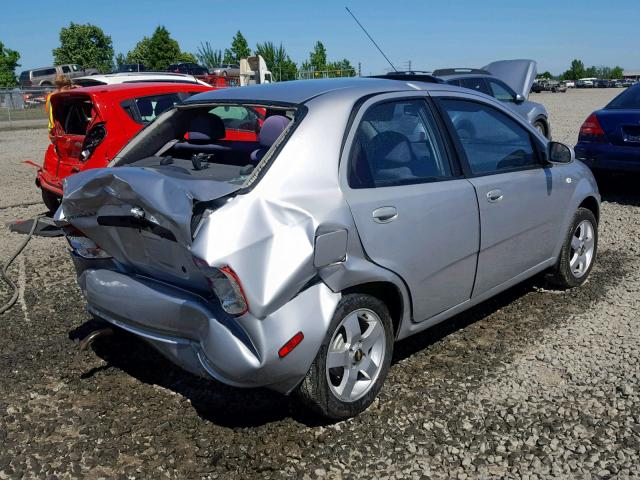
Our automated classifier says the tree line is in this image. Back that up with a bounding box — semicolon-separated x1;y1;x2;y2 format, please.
538;59;625;81
0;23;356;87
0;26;629;88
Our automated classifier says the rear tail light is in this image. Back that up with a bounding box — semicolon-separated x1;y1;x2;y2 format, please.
80;123;106;161
578;113;607;142
64;226;112;259
193;258;248;316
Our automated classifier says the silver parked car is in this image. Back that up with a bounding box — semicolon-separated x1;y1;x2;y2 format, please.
57;76;600;419
433;60;551;138
210;63;240;77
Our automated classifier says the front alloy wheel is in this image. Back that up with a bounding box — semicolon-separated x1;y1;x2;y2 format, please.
295;294;393;420
548;207;598;288
569;219;596;278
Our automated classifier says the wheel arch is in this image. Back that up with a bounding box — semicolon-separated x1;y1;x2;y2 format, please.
342;281;404;339
578;195;600;224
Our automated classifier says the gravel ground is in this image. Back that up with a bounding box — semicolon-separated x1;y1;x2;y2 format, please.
1;88;639;479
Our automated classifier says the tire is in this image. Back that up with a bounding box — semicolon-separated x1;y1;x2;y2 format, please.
547;207;598;289
41;189;61;214
295;293;394;420
533;120;548;138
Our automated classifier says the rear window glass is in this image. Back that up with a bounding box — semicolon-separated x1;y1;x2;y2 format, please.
33;68;56;77
606;85;640;109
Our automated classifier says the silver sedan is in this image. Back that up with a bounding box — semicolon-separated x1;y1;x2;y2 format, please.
57;75;600;419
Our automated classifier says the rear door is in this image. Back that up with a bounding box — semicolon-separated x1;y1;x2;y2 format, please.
341;93;480;322
435;94;571;296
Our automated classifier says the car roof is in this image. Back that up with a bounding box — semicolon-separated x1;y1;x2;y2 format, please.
75;72;200;82
183;77;456;105
57;82;212;99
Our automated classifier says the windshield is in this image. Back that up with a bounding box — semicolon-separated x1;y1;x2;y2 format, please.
606;85;640;109
122;103;298;186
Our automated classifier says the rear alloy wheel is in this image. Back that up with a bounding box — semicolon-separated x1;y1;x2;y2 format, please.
548;207;598;288
295;294;393;420
41;189;61;214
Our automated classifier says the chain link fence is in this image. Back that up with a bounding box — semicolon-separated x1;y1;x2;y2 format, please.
0;87;52;128
297;68;358;80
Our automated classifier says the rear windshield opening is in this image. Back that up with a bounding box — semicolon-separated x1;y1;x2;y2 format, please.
126;103;298;185
52;96;95;135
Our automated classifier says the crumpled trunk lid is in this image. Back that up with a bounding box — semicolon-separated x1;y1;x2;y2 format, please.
61;166;240;286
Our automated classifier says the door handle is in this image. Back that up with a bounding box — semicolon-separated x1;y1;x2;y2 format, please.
486;189;503;203
372;206;398;224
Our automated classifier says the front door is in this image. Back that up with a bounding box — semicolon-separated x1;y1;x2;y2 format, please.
342;96;480;321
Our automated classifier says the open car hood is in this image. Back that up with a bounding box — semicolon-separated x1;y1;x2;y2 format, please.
483;59;537;99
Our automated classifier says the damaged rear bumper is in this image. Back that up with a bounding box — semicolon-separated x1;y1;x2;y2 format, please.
78;268;340;394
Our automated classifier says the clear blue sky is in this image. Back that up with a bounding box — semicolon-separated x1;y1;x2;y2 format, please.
2;0;638;74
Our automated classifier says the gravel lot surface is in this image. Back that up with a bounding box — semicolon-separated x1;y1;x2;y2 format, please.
1;88;639;479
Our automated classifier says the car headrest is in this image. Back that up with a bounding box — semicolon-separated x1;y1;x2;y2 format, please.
137;98;153;117
259;115;290;147
187;113;226;144
370;131;413;166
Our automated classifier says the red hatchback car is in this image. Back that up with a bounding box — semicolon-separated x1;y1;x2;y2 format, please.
36;82;262;211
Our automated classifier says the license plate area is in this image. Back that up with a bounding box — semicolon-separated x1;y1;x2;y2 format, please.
622;125;640;144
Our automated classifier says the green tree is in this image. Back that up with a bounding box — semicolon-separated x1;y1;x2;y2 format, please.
224;31;251;63
327;59;356;77
562;59;585;80
126;26;194;71
584;65;598;78
52;23;114;73
196;41;223;69
0;41;20;87
611;66;624;79
115;53;126;67
539;71;553;79
309;41;327;71
254;41;298;81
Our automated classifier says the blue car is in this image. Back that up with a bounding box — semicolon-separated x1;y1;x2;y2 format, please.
575;84;640;173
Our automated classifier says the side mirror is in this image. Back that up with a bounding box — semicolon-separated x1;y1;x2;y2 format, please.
548;141;574;164
514;94;526;104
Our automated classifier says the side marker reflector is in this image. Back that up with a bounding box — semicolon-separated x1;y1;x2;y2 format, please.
278;332;304;358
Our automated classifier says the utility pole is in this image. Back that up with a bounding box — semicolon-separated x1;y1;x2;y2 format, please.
358;62;362;77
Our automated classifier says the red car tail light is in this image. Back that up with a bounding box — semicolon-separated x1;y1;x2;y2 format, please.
578;113;607;142
80;123;107;161
193;258;248;316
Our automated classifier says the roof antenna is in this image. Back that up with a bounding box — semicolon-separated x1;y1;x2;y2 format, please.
345;6;397;72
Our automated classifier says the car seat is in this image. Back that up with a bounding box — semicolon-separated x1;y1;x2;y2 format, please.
250;115;290;162
368;131;417;183
172;113;232;155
